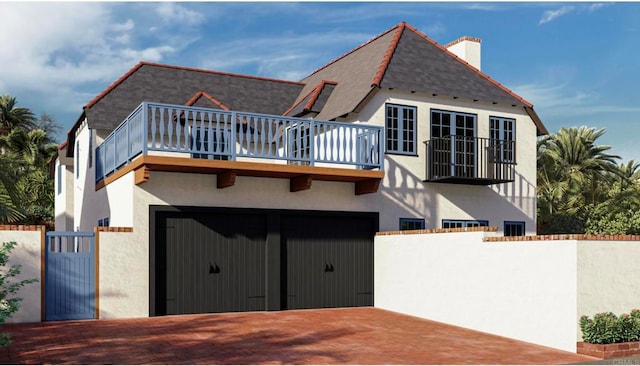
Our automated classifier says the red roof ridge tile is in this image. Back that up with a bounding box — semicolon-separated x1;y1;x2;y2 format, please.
85;61;305;110
185;90;231;110
304;22;404;80
403;23;533;108
58;141;68;150
372;22;405;87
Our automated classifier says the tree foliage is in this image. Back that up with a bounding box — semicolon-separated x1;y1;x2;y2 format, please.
537;127;640;234
0;95;59;226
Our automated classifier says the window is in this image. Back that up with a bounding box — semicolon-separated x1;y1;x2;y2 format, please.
88;130;93;169
400;218;425;231
442;219;488;229
386;104;416;155
56;164;62;195
75;141;79;179
430;110;477;177
504;221;525;236
98;217;110;227
490;117;515;163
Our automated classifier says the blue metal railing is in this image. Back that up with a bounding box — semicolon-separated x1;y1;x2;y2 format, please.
96;102;384;183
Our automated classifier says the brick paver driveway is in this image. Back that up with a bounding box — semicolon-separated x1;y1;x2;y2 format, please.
0;307;597;364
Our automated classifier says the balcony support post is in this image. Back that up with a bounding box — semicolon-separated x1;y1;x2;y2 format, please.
290;174;313;192
134;166;150;185
355;178;381;195
217;170;236;189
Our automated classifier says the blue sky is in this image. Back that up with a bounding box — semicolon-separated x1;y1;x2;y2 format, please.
1;2;639;161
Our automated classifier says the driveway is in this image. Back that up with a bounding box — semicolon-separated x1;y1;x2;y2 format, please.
0;307;597;364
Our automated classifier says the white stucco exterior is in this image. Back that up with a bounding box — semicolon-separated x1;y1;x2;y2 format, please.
0;229;42;324
375;232;640;352
446;37;482;71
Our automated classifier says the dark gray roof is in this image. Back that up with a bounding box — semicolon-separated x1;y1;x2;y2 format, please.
380;28;526;106
84;63;304;131
296;29;395;120
291;22;545;134
284;81;337;117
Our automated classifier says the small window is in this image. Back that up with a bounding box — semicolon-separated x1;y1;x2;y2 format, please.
504;221;525;236
75;141;80;179
88;130;93;169
386;104;417;155
56;164;62;195
442;219;489;229
98;217;110;227
400;218;425;231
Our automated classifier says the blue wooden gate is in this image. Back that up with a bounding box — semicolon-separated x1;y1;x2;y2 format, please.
45;231;96;321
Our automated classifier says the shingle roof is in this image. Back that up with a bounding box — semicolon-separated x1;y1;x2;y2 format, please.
294;22;547;135
84;62;304;131
283;80;337;117
185;90;231;110
71;21;546;149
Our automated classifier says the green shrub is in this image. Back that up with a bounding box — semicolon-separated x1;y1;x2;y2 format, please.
0;241;38;346
580;310;640;344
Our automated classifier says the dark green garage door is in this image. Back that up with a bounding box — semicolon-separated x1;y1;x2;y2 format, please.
151;207;376;316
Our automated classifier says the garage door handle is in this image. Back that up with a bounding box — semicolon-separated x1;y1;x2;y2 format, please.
209;262;220;274
324;263;334;272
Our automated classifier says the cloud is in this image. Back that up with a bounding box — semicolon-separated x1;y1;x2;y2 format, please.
514;82;640;118
539;6;575;25
154;3;206;26
0;2;201;124
198;31;373;80
588;3;607;12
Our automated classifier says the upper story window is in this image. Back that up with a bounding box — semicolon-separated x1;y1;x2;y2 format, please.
386;104;416;155
431;110;476;139
490;117;515;163
88;130;93;169
56;164;62;195
75;141;80;179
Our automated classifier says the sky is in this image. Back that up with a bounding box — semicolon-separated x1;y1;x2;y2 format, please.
1;1;639;162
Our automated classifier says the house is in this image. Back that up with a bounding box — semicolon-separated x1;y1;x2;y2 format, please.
52;22;546;319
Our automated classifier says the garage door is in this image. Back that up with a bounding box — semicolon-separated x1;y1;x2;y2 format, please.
151;207;377;316
282;214;374;310
153;211;267;315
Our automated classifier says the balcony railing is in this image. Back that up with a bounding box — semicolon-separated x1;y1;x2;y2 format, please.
424;135;515;185
96;102;384;183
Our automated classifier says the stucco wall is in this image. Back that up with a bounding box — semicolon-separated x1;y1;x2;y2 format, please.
54;160;74;231
374;231;579;352
577;241;640;337
0;228;43;323
356;90;538;234
97;230;145;319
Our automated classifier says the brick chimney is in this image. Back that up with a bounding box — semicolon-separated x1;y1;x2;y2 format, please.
445;36;482;71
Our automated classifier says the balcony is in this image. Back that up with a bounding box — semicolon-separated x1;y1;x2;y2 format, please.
95;102;384;195
424;136;515;185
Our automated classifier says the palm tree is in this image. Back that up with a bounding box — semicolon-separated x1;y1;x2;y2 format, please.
0;128;57;169
0;94;36;136
538;126;620;210
0;155;24;223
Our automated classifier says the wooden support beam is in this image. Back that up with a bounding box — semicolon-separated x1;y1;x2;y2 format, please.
290;174;313;192
217;170;236;189
134;166;150;185
355;178;381;195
